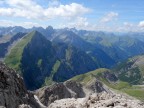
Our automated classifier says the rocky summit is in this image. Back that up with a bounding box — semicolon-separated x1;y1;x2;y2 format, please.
48;92;144;108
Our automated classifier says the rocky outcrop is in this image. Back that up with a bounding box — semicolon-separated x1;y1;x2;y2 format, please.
35;77;144;108
35;80;108;107
64;81;85;98
48;92;144;108
85;79;108;93
103;71;118;82
35;81;85;107
0;62;42;108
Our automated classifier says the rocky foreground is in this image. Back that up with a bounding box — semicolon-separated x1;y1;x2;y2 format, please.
0;62;144;108
48;92;144;108
0;62;42;108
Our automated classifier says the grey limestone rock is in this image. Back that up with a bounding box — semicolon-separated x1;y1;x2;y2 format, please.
0;62;42;108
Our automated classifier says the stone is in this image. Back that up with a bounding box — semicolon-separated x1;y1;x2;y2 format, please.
0;62;42;108
48;92;144;108
18;104;32;108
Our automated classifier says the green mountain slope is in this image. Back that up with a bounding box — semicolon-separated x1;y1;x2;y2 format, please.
52;30;116;67
69;68;129;90
4;32;34;71
70;68;144;100
78;31;144;63
20;31;57;90
113;54;144;85
70;68;112;84
5;31;101;90
5;31;57;89
52;43;100;82
112;54;144;100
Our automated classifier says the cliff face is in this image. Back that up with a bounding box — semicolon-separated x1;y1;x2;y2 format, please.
0;62;42;108
35;80;108;107
35;81;85;106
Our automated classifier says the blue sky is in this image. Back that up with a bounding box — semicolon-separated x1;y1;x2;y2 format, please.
0;0;144;32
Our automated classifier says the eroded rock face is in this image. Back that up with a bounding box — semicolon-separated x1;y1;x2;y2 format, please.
86;79;107;93
35;79;109;107
35;81;85;107
64;81;85;98
35;83;71;106
103;71;118;82
0;62;41;108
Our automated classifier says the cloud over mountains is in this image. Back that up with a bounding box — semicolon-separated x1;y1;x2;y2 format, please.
0;0;144;32
0;0;90;20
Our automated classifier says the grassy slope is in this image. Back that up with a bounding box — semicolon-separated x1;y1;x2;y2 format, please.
70;68;144;100
122;87;144;100
44;60;61;85
134;55;144;83
70;68;110;84
112;55;144;100
4;31;35;71
113;55;144;84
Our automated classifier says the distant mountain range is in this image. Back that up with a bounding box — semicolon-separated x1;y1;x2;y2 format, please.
0;26;144;90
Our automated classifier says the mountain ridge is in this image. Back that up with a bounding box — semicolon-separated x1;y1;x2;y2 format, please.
1;26;144;91
5;31;101;90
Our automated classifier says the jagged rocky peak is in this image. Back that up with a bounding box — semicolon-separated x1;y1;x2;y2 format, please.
0;62;42;108
46;26;54;31
45;26;55;36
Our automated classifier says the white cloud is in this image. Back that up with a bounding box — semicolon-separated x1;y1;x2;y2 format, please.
60;18;144;32
116;22;144;32
100;12;118;23
44;3;90;19
123;22;133;27
138;21;144;27
60;17;94;30
1;0;143;32
0;0;90;20
0;20;41;28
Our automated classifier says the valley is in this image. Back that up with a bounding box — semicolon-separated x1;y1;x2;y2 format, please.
0;0;144;107
0;26;144;90
0;26;144;108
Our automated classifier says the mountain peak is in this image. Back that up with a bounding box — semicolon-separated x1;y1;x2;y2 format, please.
46;26;53;30
4;30;49;71
27;30;47;41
